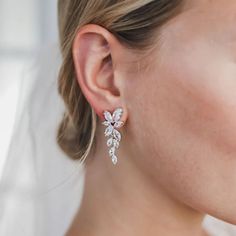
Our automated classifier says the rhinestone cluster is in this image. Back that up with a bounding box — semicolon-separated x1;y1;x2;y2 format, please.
102;107;124;165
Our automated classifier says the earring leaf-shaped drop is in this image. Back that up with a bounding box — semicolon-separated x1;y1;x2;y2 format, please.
102;107;124;165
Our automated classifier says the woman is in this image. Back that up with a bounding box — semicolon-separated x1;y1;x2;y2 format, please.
56;0;236;235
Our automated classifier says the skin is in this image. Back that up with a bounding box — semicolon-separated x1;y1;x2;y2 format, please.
67;0;236;235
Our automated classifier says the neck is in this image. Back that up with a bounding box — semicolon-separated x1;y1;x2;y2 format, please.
66;126;209;236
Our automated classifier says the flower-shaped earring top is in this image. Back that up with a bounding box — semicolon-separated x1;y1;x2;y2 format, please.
102;107;124;165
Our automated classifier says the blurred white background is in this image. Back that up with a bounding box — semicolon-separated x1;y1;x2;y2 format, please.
0;0;58;178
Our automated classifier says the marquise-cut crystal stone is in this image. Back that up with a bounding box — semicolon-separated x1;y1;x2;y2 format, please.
104;111;113;122
102;120;110;126
111;155;118;165
104;125;113;136
112;108;123;122
107;137;113;147
113;129;121;142
113;139;119;148
109;146;115;156
114;121;124;128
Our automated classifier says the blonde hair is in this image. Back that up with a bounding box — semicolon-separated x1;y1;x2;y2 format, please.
57;0;183;164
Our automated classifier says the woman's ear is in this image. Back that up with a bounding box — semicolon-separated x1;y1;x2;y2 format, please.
72;24;128;122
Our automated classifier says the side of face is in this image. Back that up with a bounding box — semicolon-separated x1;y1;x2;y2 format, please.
123;0;236;224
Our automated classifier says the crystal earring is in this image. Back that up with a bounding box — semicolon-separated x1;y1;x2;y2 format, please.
102;107;124;165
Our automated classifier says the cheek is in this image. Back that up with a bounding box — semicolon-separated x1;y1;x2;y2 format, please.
127;44;236;223
162;47;236;156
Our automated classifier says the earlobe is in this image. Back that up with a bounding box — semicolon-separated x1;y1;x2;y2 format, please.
72;24;124;120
